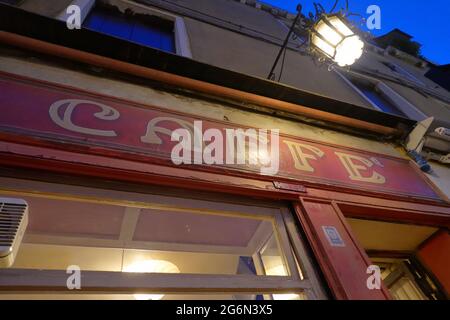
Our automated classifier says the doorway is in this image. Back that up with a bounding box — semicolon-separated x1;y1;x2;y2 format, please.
346;218;447;300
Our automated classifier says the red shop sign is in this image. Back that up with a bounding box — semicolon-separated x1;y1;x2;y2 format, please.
0;72;441;201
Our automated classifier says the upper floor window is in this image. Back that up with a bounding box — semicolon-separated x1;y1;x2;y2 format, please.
349;78;407;117
382;62;425;86
0;0;22;4
83;3;176;53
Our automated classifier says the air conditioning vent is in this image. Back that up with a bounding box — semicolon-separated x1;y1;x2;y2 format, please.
0;198;28;268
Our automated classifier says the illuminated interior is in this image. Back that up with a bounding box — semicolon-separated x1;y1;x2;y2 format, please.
1;193;305;300
347;218;440;300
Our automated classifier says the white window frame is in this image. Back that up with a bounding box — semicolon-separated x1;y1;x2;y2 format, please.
335;70;428;121
382;61;426;87
0;177;326;300
58;0;193;58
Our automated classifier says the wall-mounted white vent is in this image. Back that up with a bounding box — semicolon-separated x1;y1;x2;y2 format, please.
0;198;28;268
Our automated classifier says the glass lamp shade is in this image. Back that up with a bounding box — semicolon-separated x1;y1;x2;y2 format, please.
123;259;180;300
311;15;364;67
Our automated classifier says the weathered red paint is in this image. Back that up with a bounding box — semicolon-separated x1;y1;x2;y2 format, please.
0;72;442;201
0;141;302;201
417;231;450;295
296;199;391;300
0;72;449;301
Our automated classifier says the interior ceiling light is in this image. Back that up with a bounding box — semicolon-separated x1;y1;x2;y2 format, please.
266;264;301;300
123;259;180;300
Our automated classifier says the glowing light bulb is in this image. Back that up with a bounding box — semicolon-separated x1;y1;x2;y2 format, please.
266;264;301;300
123;259;180;300
266;264;287;276
273;293;301;300
334;35;364;67
311;15;365;67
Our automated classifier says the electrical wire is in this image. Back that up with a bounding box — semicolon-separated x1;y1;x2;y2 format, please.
317;3;326;15
278;46;287;82
329;0;350;14
132;0;449;104
313;3;322;18
139;0;286;42
346;13;363;18
330;0;339;13
132;0;306;58
278;38;309;82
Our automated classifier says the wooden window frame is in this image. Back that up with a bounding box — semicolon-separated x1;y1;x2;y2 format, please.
0;177;326;299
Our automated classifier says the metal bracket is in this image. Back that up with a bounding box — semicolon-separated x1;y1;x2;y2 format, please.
273;181;307;193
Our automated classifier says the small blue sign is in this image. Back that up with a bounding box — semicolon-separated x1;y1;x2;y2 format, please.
322;226;346;247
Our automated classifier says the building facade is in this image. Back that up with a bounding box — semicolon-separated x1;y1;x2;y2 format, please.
0;0;449;300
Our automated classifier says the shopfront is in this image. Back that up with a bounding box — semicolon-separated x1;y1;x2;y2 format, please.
0;71;449;300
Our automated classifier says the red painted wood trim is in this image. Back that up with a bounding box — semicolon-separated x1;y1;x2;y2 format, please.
330;201;392;299
0;71;445;203
296;198;391;300
0;70;408;160
0;140;449;227
294;201;348;299
0;130;447;206
337;203;450;228
306;188;450;216
0;143;300;201
416;230;450;296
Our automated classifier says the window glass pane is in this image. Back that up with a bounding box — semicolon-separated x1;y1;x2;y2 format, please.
0;0;21;4
7;194;290;277
352;80;406;117
371;258;428;300
131;20;175;53
95;10;133;39
382;62;425;86
260;233;288;276
83;4;175;53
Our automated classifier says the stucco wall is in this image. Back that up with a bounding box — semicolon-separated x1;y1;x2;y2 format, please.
19;0;73;17
134;0;450;124
355;51;450;128
13;0;450;126
183;16;375;109
428;163;450;201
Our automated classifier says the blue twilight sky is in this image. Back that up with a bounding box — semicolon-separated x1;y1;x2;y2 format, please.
262;0;450;65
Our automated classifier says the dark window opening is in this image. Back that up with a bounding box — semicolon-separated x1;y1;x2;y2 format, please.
351;80;406;117
83;3;176;53
381;62;425;86
369;256;447;300
0;0;23;5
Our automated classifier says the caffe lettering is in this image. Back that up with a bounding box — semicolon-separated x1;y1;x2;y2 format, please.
48;99;386;185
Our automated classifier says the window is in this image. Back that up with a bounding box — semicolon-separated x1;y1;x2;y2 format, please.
349;78;407;117
346;217;446;300
0;0;22;4
83;3;176;53
336;70;428;121
371;258;429;300
382;62;425;86
0;177;325;300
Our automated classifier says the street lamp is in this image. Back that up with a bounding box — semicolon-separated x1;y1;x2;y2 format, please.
310;14;364;67
267;4;365;80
